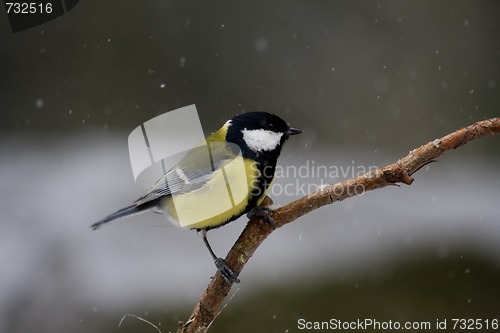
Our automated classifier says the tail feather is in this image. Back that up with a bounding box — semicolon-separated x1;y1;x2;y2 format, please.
91;201;158;230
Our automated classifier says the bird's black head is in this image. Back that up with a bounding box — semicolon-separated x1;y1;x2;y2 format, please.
225;112;302;162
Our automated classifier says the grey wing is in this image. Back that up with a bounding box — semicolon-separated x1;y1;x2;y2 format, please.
134;165;211;205
134;142;239;206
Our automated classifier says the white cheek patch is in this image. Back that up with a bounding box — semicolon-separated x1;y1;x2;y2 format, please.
242;129;283;152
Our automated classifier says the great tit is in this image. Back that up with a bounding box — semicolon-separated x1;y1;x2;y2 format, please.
91;112;302;283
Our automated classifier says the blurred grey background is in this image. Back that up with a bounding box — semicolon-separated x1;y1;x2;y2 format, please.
1;1;499;332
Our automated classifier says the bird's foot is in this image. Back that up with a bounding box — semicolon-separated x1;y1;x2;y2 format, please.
247;205;276;230
214;257;240;283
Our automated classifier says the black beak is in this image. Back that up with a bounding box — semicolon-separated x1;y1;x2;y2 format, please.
287;127;303;136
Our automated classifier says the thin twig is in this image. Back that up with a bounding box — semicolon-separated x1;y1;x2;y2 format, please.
177;117;500;333
206;288;240;330
119;313;162;333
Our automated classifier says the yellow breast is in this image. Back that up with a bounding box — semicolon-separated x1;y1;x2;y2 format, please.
162;158;261;229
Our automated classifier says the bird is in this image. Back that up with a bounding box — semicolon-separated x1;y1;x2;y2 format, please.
91;112;302;283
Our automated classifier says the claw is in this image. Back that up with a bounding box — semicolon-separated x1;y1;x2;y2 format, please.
247;206;275;229
199;229;241;283
214;257;240;283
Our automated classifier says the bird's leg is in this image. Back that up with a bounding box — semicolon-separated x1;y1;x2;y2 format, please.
197;229;240;284
247;205;276;229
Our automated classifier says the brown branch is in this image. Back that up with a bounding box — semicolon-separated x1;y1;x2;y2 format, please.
177;117;500;333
